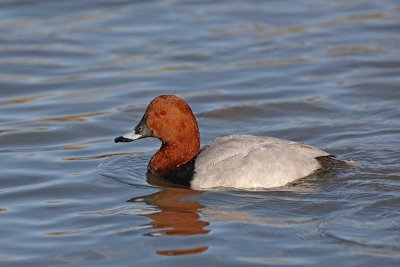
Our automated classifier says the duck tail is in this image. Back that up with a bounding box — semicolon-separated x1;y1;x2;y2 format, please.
316;155;360;171
342;159;361;168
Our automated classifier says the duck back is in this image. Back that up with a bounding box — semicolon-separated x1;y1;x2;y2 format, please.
191;135;331;189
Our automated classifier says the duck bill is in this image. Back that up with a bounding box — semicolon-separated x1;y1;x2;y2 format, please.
114;115;152;143
114;132;141;143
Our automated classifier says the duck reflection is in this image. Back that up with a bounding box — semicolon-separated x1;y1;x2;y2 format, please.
127;172;209;255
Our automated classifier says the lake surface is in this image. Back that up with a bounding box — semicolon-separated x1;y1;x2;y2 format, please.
1;0;400;266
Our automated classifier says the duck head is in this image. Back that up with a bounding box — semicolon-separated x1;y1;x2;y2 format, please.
115;95;200;176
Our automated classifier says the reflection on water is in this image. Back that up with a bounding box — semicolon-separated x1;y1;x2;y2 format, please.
128;184;209;256
156;246;208;256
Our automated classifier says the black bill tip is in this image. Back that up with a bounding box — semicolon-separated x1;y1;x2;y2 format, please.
114;136;133;143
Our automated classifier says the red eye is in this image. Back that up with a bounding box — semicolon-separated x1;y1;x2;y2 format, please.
159;110;167;116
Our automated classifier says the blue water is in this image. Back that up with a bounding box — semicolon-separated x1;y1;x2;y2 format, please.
0;0;399;266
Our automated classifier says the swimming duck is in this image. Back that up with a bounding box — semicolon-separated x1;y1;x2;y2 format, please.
115;95;354;189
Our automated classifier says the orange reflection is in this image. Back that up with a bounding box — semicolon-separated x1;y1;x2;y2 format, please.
39;112;108;122
149;188;208;236
62;145;90;151
157;246;208;256
0;111;109;127
1;95;42;105
129;186;209;236
128;181;209;256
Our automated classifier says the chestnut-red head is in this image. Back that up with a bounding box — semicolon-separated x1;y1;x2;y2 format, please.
115;95;200;176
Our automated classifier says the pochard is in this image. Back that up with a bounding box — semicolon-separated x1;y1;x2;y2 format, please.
115;95;355;189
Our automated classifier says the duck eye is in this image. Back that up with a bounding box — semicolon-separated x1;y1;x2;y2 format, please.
159;110;167;116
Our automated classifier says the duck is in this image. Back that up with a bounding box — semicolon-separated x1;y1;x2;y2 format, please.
114;95;355;189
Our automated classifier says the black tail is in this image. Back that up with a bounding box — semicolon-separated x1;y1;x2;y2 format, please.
315;155;359;172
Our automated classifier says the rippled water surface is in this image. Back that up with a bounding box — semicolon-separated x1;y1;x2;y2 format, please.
1;0;400;266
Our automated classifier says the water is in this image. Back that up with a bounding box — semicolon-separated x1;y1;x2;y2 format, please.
1;0;400;266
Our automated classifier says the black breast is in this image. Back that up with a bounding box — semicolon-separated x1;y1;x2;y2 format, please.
147;157;197;187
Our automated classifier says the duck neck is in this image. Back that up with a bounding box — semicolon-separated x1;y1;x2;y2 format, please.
149;139;200;177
